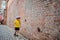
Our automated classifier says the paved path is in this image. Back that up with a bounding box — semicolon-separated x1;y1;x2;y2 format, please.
0;25;28;40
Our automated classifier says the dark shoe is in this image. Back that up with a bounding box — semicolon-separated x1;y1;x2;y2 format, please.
14;33;19;37
16;35;19;37
14;33;16;36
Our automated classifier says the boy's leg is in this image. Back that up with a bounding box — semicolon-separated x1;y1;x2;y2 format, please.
14;30;19;37
14;28;20;36
16;28;20;36
14;30;16;36
14;28;17;36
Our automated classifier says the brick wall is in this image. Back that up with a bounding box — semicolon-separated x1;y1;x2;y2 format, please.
7;0;60;40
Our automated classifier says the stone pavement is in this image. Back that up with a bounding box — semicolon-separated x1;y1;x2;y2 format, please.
0;25;28;40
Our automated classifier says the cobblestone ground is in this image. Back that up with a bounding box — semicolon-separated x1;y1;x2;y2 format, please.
0;25;28;40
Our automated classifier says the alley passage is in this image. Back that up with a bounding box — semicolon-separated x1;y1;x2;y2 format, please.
0;25;28;40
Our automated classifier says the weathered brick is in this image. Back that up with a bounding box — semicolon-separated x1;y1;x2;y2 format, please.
7;0;60;40
54;20;60;22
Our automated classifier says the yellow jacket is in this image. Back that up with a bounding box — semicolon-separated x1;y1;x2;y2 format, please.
14;20;21;28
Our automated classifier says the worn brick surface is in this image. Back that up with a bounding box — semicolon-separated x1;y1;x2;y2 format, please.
7;0;60;40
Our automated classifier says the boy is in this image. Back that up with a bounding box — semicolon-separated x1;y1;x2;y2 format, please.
14;16;21;36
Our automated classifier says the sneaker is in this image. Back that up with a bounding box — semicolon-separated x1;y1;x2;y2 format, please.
16;35;19;37
14;33;16;36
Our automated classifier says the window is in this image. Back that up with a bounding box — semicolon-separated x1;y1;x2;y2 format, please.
1;1;6;9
